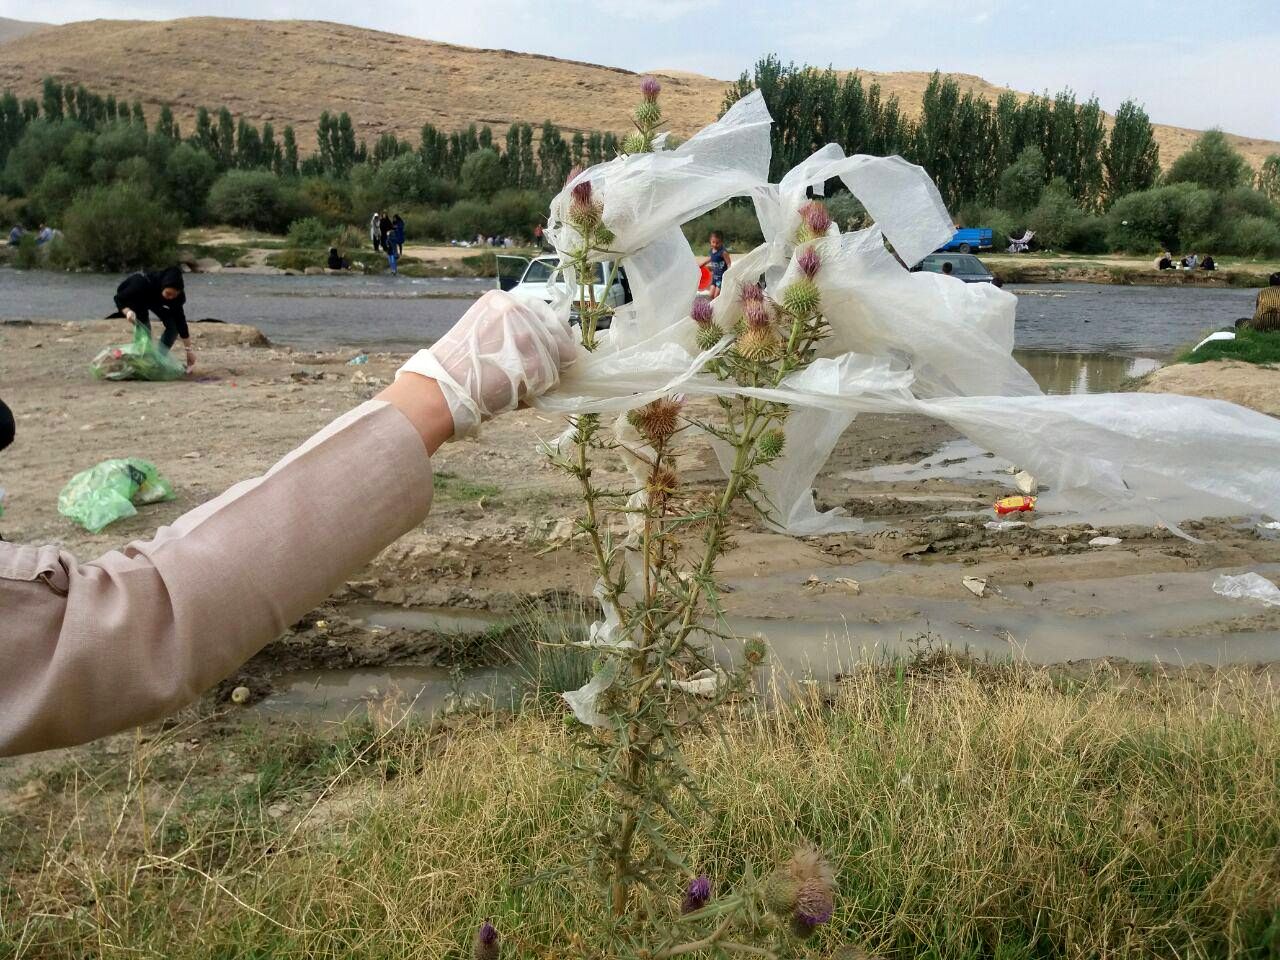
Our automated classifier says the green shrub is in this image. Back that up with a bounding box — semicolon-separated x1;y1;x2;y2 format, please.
1106;183;1218;252
461;148;504;199
28;164;81;222
956;203;1019;250
164;143;218;224
294;176;353;225
286;216;333;248
12;233;39;269
826;192;870;231
1165;130;1251;191
997;146;1047;213
1225;216;1280;257
682;200;763;249
207;169;293;232
1026;178;1083;250
62;181;179;271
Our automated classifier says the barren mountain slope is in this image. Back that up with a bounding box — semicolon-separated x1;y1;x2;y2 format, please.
0;17;1275;169
0;17;51;44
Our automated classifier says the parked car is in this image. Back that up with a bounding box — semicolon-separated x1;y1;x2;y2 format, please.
937;227;993;253
912;253;997;284
496;254;630;328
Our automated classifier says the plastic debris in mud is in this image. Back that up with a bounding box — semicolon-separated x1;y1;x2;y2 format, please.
994;495;1036;516
1212;572;1280;607
1089;536;1123;546
962;576;988;598
90;323;185;381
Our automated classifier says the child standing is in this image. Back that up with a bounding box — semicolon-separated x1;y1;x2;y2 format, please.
698;231;731;299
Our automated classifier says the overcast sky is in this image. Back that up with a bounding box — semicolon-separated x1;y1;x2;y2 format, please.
9;0;1277;140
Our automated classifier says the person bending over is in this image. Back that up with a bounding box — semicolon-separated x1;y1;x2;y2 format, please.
0;290;574;757
113;266;196;372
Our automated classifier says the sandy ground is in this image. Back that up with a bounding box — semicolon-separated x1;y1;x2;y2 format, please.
1141;360;1280;416
3;320;1279;714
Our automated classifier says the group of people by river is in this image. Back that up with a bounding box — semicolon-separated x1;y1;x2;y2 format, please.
370;211;406;275
1155;250;1217;271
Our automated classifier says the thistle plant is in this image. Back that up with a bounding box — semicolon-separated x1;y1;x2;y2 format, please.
535;77;838;958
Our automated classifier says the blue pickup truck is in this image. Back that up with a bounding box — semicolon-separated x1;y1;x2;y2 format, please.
937;228;993;253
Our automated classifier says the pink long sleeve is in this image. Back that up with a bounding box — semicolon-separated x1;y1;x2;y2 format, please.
0;400;433;756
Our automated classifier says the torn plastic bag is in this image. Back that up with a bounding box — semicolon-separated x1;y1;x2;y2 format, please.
90;322;185;382
1212;572;1280;607
57;458;176;533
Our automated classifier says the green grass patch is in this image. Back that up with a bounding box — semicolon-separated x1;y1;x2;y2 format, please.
432;470;501;501
1177;327;1280;365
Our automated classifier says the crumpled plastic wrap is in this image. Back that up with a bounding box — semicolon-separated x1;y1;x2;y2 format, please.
1212;572;1280;607
545;91;1280;722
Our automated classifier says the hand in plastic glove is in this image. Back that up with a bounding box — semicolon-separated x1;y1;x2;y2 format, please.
396;290;574;438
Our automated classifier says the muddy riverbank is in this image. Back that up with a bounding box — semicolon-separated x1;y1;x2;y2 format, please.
3;319;1278;731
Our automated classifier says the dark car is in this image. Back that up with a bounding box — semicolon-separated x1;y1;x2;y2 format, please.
912;253;997;284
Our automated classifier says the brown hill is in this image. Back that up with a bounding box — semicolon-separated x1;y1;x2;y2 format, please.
0;16;1275;172
0;17;51;44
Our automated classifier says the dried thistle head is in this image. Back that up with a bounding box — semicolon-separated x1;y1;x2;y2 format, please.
681;874;712;914
473;920;500;960
647;466;681;499
640;75;662;102
628;397;683;442
783;846;836;937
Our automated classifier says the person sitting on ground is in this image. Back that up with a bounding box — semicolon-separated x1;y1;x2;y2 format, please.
698;231;732;300
1201;254;1216;271
7;225;23;247
1251;272;1280;332
1155;251;1173;270
327;247;347;270
35;224;54;245
0;290;574;757
112;266;196;372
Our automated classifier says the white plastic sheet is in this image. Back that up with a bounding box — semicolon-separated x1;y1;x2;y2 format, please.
1212;572;1280;607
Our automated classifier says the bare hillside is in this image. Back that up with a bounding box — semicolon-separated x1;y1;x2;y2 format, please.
0;17;51;45
0;17;1275;170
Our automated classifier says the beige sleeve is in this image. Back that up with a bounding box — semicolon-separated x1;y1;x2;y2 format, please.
0;399;433;757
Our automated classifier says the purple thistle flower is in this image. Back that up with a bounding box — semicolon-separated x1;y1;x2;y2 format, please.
565;165;584;186
743;300;771;328
473;920;500;960
799;200;832;236
691;297;714;324
571;179;593;205
797;247;821;278
681;875;712;914
739;281;764;303
640;76;662;102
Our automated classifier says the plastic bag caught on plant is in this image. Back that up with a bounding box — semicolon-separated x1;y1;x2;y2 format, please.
562;658;622;728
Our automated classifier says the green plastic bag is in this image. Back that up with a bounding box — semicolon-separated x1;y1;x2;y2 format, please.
90;323;185;382
57;458;176;533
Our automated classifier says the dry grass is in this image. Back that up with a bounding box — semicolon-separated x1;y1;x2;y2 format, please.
1;17;1277;170
2;659;1278;958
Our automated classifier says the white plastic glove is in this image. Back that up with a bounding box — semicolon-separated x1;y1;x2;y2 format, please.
397;290;575;438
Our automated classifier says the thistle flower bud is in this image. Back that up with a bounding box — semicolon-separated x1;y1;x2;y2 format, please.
634;99;662;128
473;920;500;960
739;282;764;303
628;397;683;442
798;200;832;239
757;428;786;461
744;636;768;664
695;322;724;352
781;278;821;317
595;225;616;247
681;874;712;914
796;246;821;279
691;296;714;326
621;132;648;154
742;300;772;329
640;76;662;102
734;324;782;362
762;870;800;916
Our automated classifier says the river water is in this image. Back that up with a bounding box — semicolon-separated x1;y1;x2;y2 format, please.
0;270;1259;393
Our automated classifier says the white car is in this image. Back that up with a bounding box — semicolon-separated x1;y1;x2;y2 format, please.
497;255;630;328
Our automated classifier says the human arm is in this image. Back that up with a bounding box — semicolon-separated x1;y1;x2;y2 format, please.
0;290;571;756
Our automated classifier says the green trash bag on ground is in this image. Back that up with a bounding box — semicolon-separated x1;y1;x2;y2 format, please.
57;458;177;533
90;323;185;381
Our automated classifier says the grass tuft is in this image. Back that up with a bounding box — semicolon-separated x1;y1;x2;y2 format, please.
1177;327;1280;365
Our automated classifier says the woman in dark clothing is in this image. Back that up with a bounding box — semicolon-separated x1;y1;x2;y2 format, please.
327;247;347;270
392;214;406;256
113;266;196;372
378;213;392;255
0;398;14;453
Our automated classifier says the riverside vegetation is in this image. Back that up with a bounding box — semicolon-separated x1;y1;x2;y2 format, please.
3;61;1280;271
